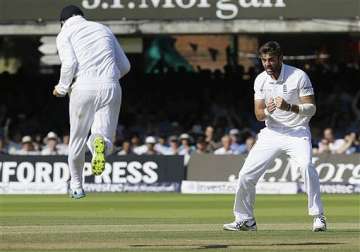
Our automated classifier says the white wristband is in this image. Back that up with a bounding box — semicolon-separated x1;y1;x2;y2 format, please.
298;103;316;116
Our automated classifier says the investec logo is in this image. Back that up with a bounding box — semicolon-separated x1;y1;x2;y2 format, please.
82;0;287;19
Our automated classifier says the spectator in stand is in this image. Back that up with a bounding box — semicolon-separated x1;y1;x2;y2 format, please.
144;136;159;155
241;136;256;154
41;132;62;155
155;135;169;155
204;126;218;152
58;132;70;155
14;136;39;155
132;134;147;155
33;133;43;152
195;136;209;154
179;133;195;165
117;139;134;155
178;133;195;156
214;135;236;155
337;132;359;155
229;128;245;154
318;128;347;154
7;131;22;154
165;135;180;155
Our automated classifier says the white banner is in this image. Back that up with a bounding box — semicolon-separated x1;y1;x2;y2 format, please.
84;182;180;192
181;181;298;194
0;182;68;194
0;155;184;194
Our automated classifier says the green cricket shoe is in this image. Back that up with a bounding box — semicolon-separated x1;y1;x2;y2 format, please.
91;136;106;176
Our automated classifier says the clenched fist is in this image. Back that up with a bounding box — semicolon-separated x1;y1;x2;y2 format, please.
265;98;276;113
52;86;65;97
274;96;289;111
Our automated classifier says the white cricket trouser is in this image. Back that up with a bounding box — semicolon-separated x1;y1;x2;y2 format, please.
68;81;121;191
233;127;324;221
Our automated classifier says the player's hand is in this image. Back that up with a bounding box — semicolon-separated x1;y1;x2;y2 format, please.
52;87;65;97
266;98;276;113
274;96;289;111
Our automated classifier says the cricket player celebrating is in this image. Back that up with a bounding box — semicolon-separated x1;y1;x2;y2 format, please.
223;41;327;232
53;5;130;199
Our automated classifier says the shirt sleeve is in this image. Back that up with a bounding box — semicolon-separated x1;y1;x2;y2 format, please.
56;33;78;95
114;37;131;78
254;76;265;100
105;27;130;78
299;72;314;97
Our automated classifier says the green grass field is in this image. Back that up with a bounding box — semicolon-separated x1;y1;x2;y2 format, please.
0;193;359;252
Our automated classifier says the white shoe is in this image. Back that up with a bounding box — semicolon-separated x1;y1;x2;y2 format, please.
223;219;257;231
313;215;327;232
70;189;86;199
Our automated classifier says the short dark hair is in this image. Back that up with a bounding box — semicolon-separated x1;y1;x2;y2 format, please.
259;41;282;57
60;5;84;22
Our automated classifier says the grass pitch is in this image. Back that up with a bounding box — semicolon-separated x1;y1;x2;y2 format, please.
0;193;359;252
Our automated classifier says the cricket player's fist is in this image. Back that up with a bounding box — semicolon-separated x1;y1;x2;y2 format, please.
274;96;289;111
265;98;276;113
52;86;65;97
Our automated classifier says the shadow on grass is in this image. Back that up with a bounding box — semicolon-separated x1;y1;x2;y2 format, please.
131;242;344;249
199;242;345;249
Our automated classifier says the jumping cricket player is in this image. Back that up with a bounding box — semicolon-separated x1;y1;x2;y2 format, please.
223;41;327;232
53;5;130;199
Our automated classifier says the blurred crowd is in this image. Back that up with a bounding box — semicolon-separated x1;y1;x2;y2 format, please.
0;59;359;157
0;126;359;157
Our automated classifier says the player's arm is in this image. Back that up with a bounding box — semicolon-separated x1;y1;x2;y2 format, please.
114;38;130;78
254;98;276;121
274;72;316;116
274;95;316;116
53;34;77;97
107;27;130;78
253;77;276;121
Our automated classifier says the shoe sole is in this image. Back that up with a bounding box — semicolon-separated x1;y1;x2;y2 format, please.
223;226;257;231
223;226;239;231
92;137;106;176
70;194;86;199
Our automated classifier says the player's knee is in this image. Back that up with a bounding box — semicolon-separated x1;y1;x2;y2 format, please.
68;151;80;162
238;173;256;186
68;153;75;162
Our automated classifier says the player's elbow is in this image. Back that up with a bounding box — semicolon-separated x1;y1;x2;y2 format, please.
124;61;131;74
120;60;131;78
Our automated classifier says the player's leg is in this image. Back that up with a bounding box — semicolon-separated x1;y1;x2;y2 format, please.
224;128;281;231
68;89;96;198
87;84;122;175
285;131;326;231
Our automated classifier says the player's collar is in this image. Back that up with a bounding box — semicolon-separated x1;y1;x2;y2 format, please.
62;16;85;29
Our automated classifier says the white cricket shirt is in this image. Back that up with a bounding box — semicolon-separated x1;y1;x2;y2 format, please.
56;16;130;95
254;64;315;130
